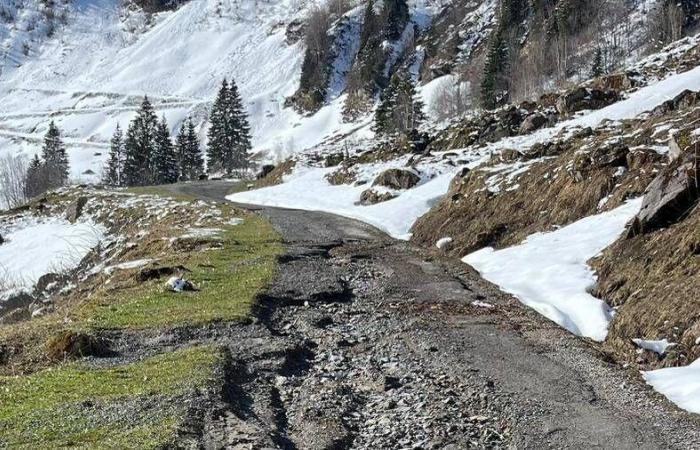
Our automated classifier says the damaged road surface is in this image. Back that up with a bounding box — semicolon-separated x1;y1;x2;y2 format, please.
167;182;700;449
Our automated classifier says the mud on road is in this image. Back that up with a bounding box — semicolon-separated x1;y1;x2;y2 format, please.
165;181;700;449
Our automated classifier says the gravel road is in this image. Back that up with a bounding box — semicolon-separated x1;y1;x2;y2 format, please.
165;181;700;449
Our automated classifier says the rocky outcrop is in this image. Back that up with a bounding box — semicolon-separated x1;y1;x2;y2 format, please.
519;112;548;134
628;159;699;236
358;189;397;205
556;87;619;115
651;89;700;117
372;169;421;190
65;197;88;223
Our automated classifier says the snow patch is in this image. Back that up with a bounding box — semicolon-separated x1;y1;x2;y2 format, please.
643;358;700;414
463;199;643;341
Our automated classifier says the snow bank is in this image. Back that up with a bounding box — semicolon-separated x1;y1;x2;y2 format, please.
0;217;105;294
463;199;643;341
228;166;455;240
632;338;676;355
643;359;700;414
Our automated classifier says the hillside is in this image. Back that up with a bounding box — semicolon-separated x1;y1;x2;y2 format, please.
1;0;700;446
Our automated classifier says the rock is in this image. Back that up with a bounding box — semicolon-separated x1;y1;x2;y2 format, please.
285;18;305;45
0;234;3;245
34;272;68;296
166;276;196;292
0;291;34;317
82;169;95;175
358;189;397;205
629;161;699;236
257;164;275;180
519;112;548;134
593;71;638;91
137;265;190;282
372;169;421;190
499;149;522;163
669;133;684;161
65;196;88;223
46;330;112;360
556;87;618;115
652;89;700;116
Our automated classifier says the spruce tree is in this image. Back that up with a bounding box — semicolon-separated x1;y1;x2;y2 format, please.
153;117;178;184
41;120;69;187
175;122;188;181
25;154;44;198
227;79;252;173
105;124;124;186
122;96;158;186
374;71;424;135
206;79;228;174
207;78;252;176
480;29;508;110
177;119;203;181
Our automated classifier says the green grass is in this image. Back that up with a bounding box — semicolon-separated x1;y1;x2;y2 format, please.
0;346;221;449
79;214;282;330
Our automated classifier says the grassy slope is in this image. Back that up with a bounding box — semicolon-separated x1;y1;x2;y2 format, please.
0;187;282;447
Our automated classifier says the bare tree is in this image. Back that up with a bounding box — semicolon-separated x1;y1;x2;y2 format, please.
0;154;28;209
431;77;472;122
649;1;684;49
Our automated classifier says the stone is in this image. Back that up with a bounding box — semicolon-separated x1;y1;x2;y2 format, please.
556;87;618;115
519;112;548;134
372;168;421;190
358;189;397;205
257;164;275;180
629;161;698;236
65;196;88;223
34;272;68;296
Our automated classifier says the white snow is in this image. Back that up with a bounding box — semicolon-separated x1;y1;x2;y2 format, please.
462;199;643;341
632;338;676;355
0;217;105;294
103;258;154;275
229;165;458;240
643;358;700;414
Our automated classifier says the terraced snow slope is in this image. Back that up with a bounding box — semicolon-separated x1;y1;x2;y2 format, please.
0;0;359;181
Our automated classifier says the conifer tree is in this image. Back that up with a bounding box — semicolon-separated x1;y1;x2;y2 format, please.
104;124;124;186
206;78;252;175
374;72;424;135
153;117;178;184
25;154;44;198
41;120;69;187
177;119;203;181
122;96;158;186
480;29;509;110
590;48;604;78
206;78;228;174
227;79;252;173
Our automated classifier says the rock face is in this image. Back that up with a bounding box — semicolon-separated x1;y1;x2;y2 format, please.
358;189;397;205
65;197;88;223
652;89;700;117
629;161;699;236
372;169;421;190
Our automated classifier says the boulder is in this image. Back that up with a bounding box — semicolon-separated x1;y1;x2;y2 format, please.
34;272;69;296
499;149;522;163
519;112;548;134
629;161;698;236
556;87;618;115
65;196;88;223
372;169;421;190
257;164;276;180
358;189;397;205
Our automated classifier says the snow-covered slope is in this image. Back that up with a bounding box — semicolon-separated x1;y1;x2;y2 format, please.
0;0;366;181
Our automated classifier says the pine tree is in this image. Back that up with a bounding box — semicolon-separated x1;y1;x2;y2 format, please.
105;124;124;186
207;78;252;176
590;47;604;78
227;79;252;174
177;119;203;181
153;117;178;184
122;96;158;186
480;28;509;110
374;71;424;135
206;79;229;174
25;154;44;198
41;120;69;188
